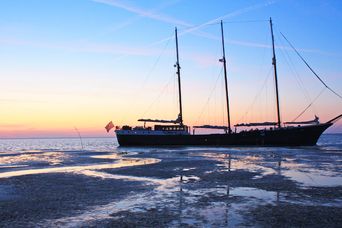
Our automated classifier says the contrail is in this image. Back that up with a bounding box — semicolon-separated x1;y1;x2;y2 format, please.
92;0;191;27
90;0;183;38
112;0;277;60
179;0;277;37
92;0;277;42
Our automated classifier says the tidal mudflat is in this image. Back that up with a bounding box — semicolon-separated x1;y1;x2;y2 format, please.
0;136;341;227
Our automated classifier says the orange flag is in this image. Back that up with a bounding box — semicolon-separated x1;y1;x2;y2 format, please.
105;121;114;133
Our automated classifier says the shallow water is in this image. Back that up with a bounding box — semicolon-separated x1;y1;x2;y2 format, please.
0;134;341;227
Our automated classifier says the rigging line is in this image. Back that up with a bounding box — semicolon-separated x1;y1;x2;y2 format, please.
222;19;269;24
202;19;269;27
179;19;269;31
237;66;273;123
292;87;326;122
222;75;225;126
277;35;316;115
119;35;172;124
265;68;268;120
280;32;342;100
74;127;84;150
173;65;177;108
140;34;172;89
140;73;176;118
195;67;224;125
277;33;312;102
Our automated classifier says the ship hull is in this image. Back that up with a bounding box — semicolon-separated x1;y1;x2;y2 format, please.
116;123;332;147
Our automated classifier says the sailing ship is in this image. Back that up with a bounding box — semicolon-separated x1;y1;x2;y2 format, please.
115;18;341;146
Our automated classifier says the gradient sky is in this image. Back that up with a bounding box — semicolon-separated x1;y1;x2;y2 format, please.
0;0;342;138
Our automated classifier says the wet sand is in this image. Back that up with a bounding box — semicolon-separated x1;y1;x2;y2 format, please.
0;145;341;227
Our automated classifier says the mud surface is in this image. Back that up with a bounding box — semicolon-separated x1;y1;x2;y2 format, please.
0;136;341;227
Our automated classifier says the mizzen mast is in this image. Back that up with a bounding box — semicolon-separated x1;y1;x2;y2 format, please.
270;17;281;128
175;27;183;126
220;20;232;133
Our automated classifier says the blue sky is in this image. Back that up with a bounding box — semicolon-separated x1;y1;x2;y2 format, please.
0;0;341;137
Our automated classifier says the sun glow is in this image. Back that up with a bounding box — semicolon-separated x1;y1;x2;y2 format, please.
0;0;341;138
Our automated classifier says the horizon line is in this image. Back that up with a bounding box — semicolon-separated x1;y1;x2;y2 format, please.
0;132;341;140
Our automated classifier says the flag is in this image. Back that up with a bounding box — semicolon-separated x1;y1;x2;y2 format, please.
105;121;114;133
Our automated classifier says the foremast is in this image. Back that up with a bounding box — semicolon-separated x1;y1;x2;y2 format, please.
270;17;281;128
138;28;184;126
220;20;232;133
175;27;183;126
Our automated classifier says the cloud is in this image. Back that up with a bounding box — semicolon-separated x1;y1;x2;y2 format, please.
92;0;191;27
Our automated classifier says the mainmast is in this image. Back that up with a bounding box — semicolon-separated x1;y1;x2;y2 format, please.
270;17;281;128
175;27;183;125
220;20;232;133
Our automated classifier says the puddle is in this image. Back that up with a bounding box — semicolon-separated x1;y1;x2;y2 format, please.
90;152;138;160
283;169;342;187
0;158;160;179
42;173;204;227
231;187;277;204
194;201;243;227
199;152;278;176
42;191;156;227
90;154;122;160
1;137;341;227
41;178;180;227
0;165;28;169
0;151;69;166
75;170;164;185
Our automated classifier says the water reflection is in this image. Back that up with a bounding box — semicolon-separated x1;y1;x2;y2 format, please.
196;149;342;187
277;153;281;204
0;151;69;166
178;174;183;227
225;153;231;226
283;169;342;187
0;158;160;179
1;136;341;227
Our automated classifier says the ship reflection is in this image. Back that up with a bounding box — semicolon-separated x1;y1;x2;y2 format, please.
225;153;231;226
185;151;284;226
276;152;282;204
178;174;183;226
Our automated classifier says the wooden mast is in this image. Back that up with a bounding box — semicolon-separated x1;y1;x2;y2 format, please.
175;27;183;125
270;17;281;128
220;20;232;133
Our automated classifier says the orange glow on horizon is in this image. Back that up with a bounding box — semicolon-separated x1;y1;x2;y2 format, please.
1;113;341;139
1;0;341;138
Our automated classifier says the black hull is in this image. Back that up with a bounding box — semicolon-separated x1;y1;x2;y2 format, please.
116;123;332;147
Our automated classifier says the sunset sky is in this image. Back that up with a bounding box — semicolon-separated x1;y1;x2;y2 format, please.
0;0;342;138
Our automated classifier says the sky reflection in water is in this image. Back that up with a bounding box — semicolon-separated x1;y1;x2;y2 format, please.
0;135;341;226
